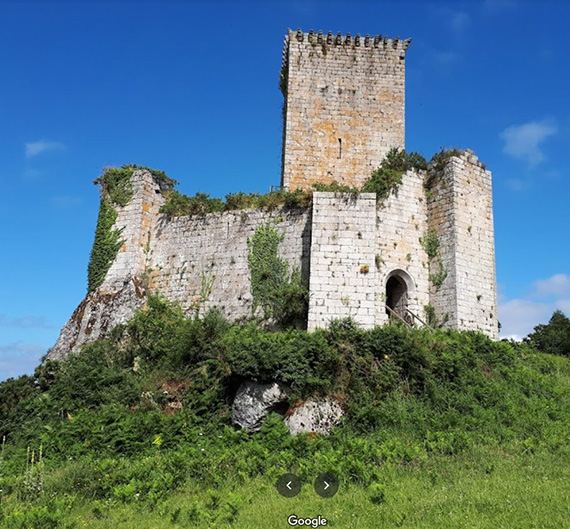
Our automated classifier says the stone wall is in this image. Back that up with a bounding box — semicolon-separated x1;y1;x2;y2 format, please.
308;192;377;330
148;203;311;321
281;30;410;190
374;170;430;326
49;170;163;360
428;152;498;338
49;171;312;360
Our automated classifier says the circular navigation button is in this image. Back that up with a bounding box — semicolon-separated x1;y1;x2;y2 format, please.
276;473;302;498
314;473;339;498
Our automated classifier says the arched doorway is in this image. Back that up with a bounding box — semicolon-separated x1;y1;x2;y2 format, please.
384;269;415;325
386;275;407;318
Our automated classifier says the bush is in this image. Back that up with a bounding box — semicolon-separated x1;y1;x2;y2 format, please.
160;188;312;217
362;147;427;200
527;310;570;357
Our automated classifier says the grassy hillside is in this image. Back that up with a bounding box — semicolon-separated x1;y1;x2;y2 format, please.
0;297;569;528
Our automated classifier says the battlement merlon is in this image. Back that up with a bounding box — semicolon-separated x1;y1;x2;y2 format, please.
282;29;412;68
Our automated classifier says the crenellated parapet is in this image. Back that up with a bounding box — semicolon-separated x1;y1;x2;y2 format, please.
281;29;411;73
290;29;410;49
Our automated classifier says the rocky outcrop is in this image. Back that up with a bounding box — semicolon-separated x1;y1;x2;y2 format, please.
47;277;146;360
232;381;290;432
285;397;344;436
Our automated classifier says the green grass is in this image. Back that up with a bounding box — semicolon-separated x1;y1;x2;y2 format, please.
1;301;570;528
1;447;569;528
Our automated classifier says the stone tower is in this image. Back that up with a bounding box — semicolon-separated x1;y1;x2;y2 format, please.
281;29;410;191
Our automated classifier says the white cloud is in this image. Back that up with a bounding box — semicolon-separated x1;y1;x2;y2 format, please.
25;139;65;158
430;7;469;38
500;119;557;166
0;314;53;329
499;298;551;340
533;274;570;297
0;342;46;381
505;178;529;191
499;273;570;339
483;0;517;14
424;49;461;70
450;11;469;35
51;196;82;209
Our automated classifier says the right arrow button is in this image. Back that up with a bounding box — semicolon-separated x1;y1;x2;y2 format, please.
314;473;339;498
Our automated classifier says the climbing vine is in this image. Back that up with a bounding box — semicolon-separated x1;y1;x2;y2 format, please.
87;198;124;292
87;165;175;292
424;304;450;328
420;229;440;259
247;223;308;327
421;229;448;291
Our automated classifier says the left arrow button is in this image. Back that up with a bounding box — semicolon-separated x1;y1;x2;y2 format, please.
276;473;301;498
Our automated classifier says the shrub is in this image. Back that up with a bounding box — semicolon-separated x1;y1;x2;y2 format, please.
362;147;427;200
424;148;464;190
527;310;570;357
160;188;312;217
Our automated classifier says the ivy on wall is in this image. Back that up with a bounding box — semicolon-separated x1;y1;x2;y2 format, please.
247;223;308;327
87;198;124;292
248;224;287;318
87;165;176;293
421;229;448;290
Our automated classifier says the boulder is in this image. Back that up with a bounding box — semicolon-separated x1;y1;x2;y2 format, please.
285;397;344;436
47;277;146;361
232;381;290;432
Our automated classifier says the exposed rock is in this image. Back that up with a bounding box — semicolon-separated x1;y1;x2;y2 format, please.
232;381;290;432
47;277;146;361
285;397;344;436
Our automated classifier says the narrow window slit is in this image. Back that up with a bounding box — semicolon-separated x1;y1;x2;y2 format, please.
338;138;342;159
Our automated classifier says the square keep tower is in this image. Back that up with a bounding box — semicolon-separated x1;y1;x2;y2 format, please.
281;29;411;191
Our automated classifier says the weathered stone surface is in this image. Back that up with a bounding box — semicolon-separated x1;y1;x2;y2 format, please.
232;381;290;432
48;277;147;360
281;30;410;191
285;397;344;436
308;192;377;330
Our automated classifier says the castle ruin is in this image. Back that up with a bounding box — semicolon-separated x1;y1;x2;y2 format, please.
49;29;498;360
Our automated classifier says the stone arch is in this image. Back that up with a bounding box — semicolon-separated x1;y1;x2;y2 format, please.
384;269;415;322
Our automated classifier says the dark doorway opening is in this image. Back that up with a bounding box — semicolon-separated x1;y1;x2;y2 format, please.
386;275;408;319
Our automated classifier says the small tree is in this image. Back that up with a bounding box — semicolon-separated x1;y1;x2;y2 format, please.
527;310;570;357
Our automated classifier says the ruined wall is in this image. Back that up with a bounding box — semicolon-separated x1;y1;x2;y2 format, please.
281;30;409;191
148;203;311;320
49;171;312;360
308;192;377;330
49;171;164;360
427;152;498;338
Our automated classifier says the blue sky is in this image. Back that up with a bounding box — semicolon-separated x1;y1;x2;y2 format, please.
1;0;568;381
